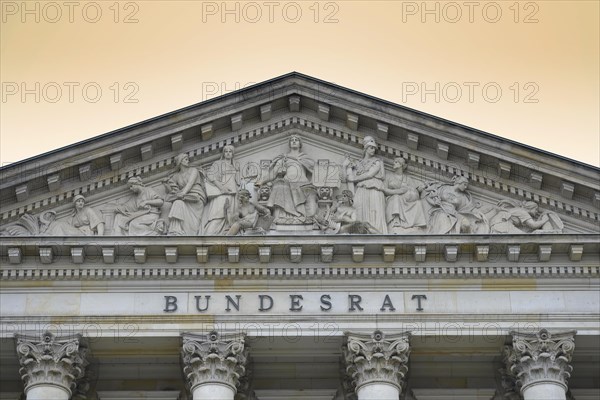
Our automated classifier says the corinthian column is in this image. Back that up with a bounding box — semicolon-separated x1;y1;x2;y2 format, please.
504;329;576;400
181;331;248;400
343;330;411;400
15;331;89;400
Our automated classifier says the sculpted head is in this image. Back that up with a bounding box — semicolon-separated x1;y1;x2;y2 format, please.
40;211;57;225
453;176;469;191
393;157;408;171
258;185;271;201
222;145;235;160
238;189;251;202
174;153;190;168
318;186;332;200
523;201;539;216
288;134;302;150
362;136;377;156
127;176;144;193
337;189;354;206
73;194;86;211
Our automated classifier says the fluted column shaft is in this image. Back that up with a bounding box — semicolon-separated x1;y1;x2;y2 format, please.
15;331;89;400
504;329;576;400
343;330;411;400
181;331;248;400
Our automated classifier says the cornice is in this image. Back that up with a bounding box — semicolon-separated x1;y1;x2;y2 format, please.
1;235;598;282
4;313;599;325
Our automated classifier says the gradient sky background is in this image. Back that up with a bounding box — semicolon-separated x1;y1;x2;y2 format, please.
1;0;599;166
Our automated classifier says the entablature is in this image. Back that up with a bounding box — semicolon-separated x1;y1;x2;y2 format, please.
1;235;598;282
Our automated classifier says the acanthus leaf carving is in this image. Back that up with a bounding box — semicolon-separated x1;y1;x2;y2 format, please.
15;331;89;397
181;331;248;393
504;329;576;394
342;330;411;394
234;361;258;400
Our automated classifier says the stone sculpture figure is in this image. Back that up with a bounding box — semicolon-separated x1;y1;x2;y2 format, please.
70;195;104;236
0;211;72;236
317;186;333;201
164;153;206;236
257;185;271;202
2;204;105;236
331;190;379;234
114;176;164;236
256;134;317;225
0;138;573;237
203;145;240;235
424;176;488;234
489;200;563;234
226;189;271;235
1;195;104;237
343;136;388;234
383;158;427;234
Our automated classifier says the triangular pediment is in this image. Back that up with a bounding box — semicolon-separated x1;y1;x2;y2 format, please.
1;72;598;237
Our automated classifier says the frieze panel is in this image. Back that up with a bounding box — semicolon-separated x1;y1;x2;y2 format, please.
0;133;576;237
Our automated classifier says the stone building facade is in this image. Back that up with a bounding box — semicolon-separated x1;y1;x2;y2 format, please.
0;73;598;399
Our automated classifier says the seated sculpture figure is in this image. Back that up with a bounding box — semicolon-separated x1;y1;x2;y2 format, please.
114;177;164;236
331;190;379;234
255;134;317;225
226;189;271;235
383;157;427;234
424;176;488;234
70;195;105;236
164;153;206;236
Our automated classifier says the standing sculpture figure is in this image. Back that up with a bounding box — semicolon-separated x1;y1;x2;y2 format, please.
424;176;487;234
383;158;427;234
114;177;164;236
203;145;240;235
70;195;105;235
256;134;317;224
344;136;387;234
164;153;206;236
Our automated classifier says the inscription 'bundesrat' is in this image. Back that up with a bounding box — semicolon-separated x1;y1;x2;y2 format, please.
163;293;428;313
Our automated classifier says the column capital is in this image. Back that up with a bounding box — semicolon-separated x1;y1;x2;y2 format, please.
504;329;576;394
343;330;411;393
235;362;258;400
15;331;89;397
181;331;248;393
494;349;522;400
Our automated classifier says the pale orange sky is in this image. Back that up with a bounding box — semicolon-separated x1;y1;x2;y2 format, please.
1;0;599;166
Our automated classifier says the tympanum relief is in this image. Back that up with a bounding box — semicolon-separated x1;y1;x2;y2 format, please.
0;134;566;236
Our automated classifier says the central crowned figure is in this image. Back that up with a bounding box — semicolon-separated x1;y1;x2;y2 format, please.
256;134;318;225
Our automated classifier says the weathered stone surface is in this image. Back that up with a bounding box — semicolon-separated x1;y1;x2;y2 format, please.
343;330;410;394
16;331;89;397
503;329;576;397
181;331;248;393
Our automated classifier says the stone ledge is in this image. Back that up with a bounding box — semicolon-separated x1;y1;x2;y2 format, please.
1;234;598;268
2;264;597;282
